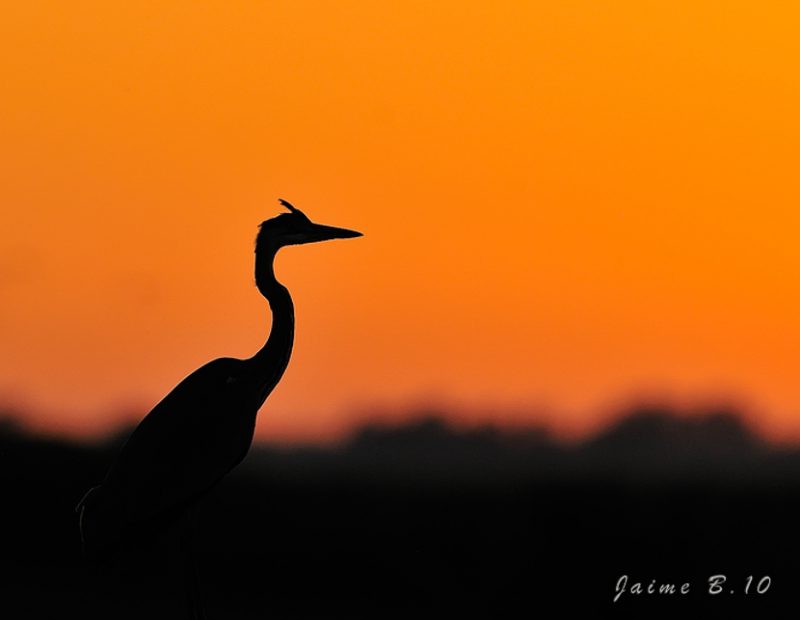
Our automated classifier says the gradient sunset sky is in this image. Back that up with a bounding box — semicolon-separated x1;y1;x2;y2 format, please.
2;2;800;442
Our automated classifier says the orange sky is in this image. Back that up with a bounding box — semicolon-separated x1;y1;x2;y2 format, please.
2;2;800;443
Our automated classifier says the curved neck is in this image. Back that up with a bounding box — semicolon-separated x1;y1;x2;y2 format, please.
250;245;295;401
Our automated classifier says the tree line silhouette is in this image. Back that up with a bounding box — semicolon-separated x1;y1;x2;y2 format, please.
0;405;797;617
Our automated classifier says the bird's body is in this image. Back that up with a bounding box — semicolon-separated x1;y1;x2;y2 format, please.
77;200;360;568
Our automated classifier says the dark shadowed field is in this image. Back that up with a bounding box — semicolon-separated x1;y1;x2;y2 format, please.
1;408;798;618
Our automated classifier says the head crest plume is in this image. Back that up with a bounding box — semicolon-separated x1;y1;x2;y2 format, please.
278;198;300;214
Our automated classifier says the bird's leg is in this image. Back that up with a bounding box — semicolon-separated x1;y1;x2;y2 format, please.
180;511;208;620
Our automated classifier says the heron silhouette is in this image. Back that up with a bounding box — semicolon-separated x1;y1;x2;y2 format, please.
76;199;362;618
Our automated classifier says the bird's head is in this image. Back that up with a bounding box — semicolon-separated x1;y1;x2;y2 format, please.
257;199;363;250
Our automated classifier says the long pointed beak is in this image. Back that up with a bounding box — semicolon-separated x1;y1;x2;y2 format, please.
303;222;363;243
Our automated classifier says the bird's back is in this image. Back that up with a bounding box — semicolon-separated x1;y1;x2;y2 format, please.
77;357;258;558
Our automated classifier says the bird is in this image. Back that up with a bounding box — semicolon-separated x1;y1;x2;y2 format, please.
76;198;362;618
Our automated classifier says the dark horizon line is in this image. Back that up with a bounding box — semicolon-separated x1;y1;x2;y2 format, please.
0;400;794;450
